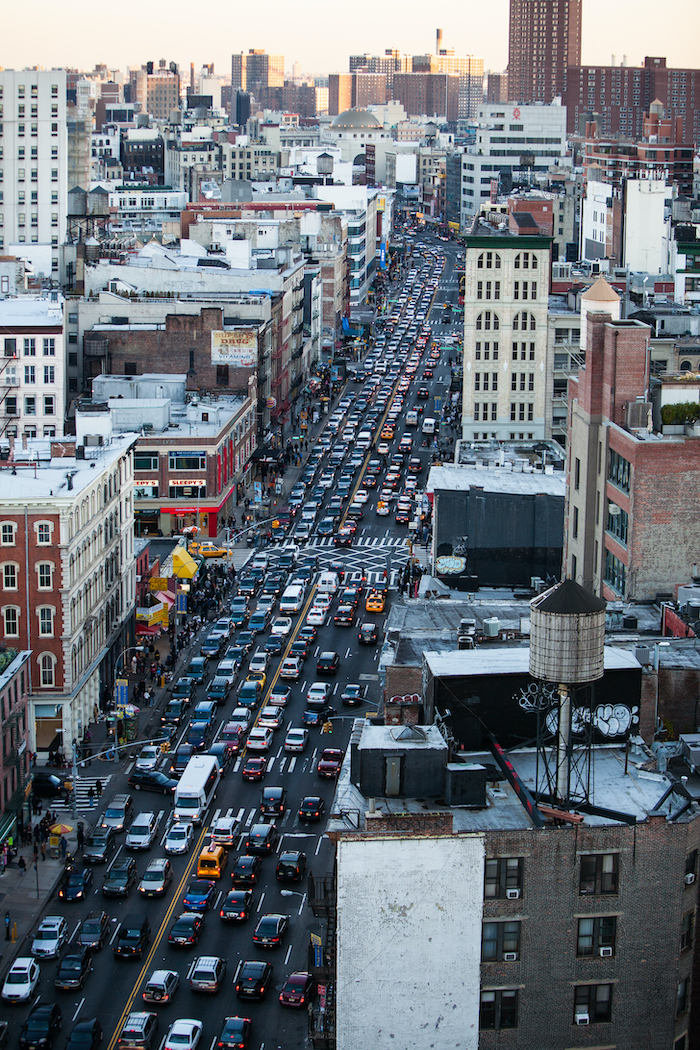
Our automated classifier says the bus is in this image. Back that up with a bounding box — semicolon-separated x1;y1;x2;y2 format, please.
173;755;220;824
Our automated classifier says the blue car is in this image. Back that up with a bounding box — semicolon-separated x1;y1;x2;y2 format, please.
186;657;207;682
182;879;216;911
302;705;336;727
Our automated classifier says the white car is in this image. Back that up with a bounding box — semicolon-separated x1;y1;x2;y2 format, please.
270;617;293;637
284;727;309;752
228;707;252;732
165;822;194;855
31;915;67;958
258;705;284;730
313;593;333;611
163;1019;203;1050
354;489;369;505
125;811;158;850
307;682;331;706
1;957;40;1002
248;651;270;675
306;607;327;627
279;657;302;681
210;816;239;848
247;726;274;751
376;501;391;516
135;745;161;772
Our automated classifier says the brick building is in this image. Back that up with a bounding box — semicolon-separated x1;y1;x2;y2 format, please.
565;307;700;601
392;72;459;121
508;0;582;105
0;434;136;754
582;107;695;196
0;650;32;843
564;56;700;143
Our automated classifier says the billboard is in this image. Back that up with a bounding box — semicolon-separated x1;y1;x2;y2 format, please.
211;329;257;367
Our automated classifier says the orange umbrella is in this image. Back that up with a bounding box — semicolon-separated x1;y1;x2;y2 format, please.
49;823;73;835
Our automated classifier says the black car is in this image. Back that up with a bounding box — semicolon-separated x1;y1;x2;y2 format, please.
289;639;309;663
235;631;255;654
168;912;204;947
171;744;195;777
237;578;258;598
19;1004;62;1050
171;677;197;702
298;796;326;823
207;741;235;777
66;1019;102;1050
54;948;92;991
186;721;213;752
217;1017;251;1050
113;915;151;959
77;911;110;952
417;386;430;399
128;769;178;795
231;854;262;888
234;960;273;1001
102;858;138;898
333;604;355;627
260;786;286;816
252;913;289;948
359;622;379;645
264;635;284;656
82;828;116;865
59;866;93;902
162;699;187;728
276;850;306;883
316;651;340;675
219;890;254;923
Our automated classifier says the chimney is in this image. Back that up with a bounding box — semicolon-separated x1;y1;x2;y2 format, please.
436;29;443;55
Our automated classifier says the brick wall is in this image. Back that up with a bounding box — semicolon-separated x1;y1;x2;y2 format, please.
365;810;454;835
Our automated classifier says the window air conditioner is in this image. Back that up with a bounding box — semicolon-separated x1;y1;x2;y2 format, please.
112;621;120;630
599;946;613;957
506;888;521;900
504;952;518;961
575;1013;590;1026
685;872;696;885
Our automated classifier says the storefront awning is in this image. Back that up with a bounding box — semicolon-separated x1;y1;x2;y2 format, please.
136;623;162;636
173;548;199;579
155;590;176;607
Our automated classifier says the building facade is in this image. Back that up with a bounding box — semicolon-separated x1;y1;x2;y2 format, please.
0;296;66;443
462;227;552;442
508;0;582;104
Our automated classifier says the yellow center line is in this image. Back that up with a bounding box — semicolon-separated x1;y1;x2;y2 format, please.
105;820;210;1050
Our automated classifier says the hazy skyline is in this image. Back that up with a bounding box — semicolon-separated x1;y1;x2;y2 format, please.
1;0;698;81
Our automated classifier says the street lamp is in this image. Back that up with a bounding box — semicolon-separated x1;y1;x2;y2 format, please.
280;888;307;915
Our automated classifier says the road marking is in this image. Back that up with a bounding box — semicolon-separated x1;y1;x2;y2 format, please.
284;944;293;965
72;998;85;1021
288;757;297;773
257;891;266;912
69;920;80;943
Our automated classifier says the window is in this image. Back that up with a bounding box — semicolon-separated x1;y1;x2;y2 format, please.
482;921;521;961
681;911;694;953
574;984;612;1024
480;990;518;1030
514;252;537;270
574;457;580;490
608;449;631;493
4;338;16;357
676;978;689;1015
40;653;55;687
685;850;697;882
169;452;206;471
3;607;18;637
476;311;500;332
2;564;17;590
607;504;628;545
512;311;536;332
477;251;501;269
43;338;55;356
573;506;579;539
24;365;35;384
216;364;229;386
133;452;159;471
43;396;55;415
38;607;54;636
24;395;36;415
485;857;523;898
37;523;51;545
43;366;55;384
580;853;619;895
0;523;16;546
37;563;52;589
604;550;627;596
577;916;617;956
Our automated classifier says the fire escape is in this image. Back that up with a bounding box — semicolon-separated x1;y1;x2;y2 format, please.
307;864;337;1048
0;351;20;442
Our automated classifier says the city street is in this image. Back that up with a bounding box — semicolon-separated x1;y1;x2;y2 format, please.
9;229;463;1050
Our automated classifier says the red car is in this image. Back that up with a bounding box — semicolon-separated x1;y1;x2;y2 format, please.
279;971;316;1007
317;748;344;778
242;756;268;781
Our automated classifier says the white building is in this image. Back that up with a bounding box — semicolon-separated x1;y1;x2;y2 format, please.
0;296;66;442
0;69;68;279
457;101;570;228
107;186;188;236
623;178;672;274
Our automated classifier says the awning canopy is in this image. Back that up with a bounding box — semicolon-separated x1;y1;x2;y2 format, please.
173;548;199;579
155;590;176;607
136;623;161;636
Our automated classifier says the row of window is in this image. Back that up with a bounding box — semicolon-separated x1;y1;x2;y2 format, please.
477;251;538;271
0;521;51;546
4;84;60;98
480;984;615;1030
475;311;537;332
4;396;55;416
0;123;60;137
4;337;56;356
475;280;538;301
2;605;55;637
481;915;617;961
2;562;54;590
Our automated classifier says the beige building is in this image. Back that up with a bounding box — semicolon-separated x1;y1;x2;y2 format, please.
462;223;552;442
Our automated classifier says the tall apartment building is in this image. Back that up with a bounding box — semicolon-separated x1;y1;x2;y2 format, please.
563;56;700;142
329;73;387;115
413;52;484;118
486;71;509;103
508;0;582;104
462;222;552;442
129;62;181;121
0;69;68;281
393;73;459;121
329;74;353;117
582;106;694;196
349;49;410;94
231;50;284;93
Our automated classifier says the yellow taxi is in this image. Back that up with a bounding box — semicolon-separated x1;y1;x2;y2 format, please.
246;670;267;689
190;541;228;558
365;591;386;613
380;425;395;441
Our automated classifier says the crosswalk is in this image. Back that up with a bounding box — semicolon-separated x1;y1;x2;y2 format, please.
50;774;114;813
309;536;409;549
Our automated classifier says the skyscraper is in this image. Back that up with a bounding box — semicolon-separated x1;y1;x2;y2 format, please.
508;0;582;104
231;50;284;94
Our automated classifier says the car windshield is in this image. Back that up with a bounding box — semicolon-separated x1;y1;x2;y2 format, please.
35;929;57;939
6;972;28;983
67;872;84;885
69;1033;93;1044
82;921;101;934
142;870;162;882
168;1036;190;1045
169;829;187;840
61;959;82;971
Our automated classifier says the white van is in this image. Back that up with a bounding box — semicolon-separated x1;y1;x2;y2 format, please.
406;410;419;428
317;572;340;594
422;416;436;436
173;755;220;825
356;431;372;450
280;584;305;614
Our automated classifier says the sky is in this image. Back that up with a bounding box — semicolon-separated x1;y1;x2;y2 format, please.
1;0;698;80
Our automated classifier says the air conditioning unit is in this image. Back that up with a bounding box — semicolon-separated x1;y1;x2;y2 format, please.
111;621;121;630
504;952;518;961
575;1013;590;1026
685;872;696;885
506;888;521;900
599;946;613;957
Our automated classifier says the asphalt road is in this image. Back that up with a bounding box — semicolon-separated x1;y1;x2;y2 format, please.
11;232;463;1050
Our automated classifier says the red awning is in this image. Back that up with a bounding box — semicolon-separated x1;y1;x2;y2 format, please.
136;623;162;636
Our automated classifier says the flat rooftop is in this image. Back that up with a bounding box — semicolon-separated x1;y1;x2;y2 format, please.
428;463;566;497
0;434;137;501
0;297;64;328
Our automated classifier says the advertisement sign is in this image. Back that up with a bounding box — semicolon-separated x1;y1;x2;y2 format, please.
211;329;257;367
254;481;263;504
116;679;129;705
149;577;168;591
176;593;188;614
380;243;386;270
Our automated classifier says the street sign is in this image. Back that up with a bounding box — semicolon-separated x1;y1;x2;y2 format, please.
116;679;129;705
433;396;443;413
176;594;187;614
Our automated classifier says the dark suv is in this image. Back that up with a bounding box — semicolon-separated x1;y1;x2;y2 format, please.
113;915;151;959
19;1004;63;1050
316;651;340;675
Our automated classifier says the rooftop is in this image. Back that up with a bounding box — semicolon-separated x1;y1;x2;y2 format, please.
427;462;566;497
0;296;64;328
0;434;137;502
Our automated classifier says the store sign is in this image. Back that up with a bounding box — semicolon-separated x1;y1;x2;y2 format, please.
169;479;205;487
211;329;257;367
150;577;168;591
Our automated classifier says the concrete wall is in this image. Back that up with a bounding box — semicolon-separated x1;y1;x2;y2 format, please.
336;834;484;1050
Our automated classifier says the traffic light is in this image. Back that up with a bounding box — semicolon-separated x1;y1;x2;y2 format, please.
322;721;333;734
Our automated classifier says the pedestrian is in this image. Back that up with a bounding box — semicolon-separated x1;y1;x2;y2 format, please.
88;786;95;809
59;836;67;859
77;826;84;852
33;823;40;844
4;912;9;940
96;778;103;799
40;839;46;861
